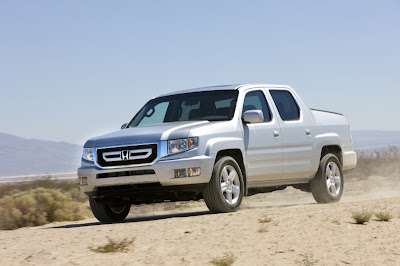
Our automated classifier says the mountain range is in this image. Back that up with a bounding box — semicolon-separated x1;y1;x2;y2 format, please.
0;132;82;176
0;130;399;176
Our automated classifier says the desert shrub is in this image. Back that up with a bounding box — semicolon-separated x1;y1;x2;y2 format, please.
352;209;373;224
0;188;87;230
0;177;87;203
375;211;393;222
89;237;135;253
210;252;237;266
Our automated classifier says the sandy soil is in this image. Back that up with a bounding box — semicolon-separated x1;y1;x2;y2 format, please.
1;175;400;266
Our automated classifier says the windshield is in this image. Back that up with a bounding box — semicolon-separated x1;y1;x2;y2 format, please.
128;90;239;127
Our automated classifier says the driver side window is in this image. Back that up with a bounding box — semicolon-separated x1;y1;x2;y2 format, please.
242;90;272;122
138;102;170;126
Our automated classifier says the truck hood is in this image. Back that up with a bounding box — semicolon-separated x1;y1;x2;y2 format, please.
84;121;209;148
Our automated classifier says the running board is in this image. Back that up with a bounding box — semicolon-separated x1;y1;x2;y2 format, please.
246;178;310;196
248;178;309;188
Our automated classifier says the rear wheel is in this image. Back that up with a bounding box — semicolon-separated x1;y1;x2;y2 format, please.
203;156;244;213
310;153;344;203
89;197;131;223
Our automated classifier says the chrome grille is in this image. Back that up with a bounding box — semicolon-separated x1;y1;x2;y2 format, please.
96;144;157;167
102;148;153;162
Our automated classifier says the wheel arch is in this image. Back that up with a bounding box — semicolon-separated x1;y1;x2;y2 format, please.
312;133;343;173
320;145;343;165
215;149;248;196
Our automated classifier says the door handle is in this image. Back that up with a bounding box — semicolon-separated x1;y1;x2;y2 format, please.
273;130;280;138
305;129;311;136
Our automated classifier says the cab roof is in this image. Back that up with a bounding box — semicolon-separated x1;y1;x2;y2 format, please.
157;84;289;98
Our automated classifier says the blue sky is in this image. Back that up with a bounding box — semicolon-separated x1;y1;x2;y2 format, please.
0;1;399;145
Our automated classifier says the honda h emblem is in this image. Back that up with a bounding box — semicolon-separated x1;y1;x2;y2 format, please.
121;150;129;160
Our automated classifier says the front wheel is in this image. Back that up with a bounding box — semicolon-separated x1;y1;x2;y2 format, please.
310;153;344;203
89;197;131;223
203;156;244;213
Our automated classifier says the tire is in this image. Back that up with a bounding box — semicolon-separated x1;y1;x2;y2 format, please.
310;153;344;203
89;197;131;223
203;156;244;213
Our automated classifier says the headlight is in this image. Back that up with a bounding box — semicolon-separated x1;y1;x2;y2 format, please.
82;148;94;161
168;138;198;155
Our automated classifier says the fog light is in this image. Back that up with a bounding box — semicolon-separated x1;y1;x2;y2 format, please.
188;167;201;177
174;169;187;178
79;176;88;186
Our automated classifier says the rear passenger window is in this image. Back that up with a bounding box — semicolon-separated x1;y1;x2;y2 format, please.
270;90;300;121
242;90;271;122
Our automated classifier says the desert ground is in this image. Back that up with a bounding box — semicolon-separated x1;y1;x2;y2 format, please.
1;175;399;266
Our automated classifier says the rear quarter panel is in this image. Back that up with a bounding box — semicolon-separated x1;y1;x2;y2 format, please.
311;110;356;171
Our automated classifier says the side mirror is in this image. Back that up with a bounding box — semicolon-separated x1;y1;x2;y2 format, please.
242;110;264;124
121;123;128;130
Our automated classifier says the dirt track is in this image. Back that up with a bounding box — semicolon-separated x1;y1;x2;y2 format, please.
1;176;400;265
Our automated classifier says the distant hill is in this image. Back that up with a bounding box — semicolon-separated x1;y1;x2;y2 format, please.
0;132;82;176
0;130;399;177
352;130;400;152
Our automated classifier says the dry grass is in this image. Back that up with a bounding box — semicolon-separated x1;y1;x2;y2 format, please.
257;226;269;233
352;209;373;224
258;215;272;223
295;253;319;266
89;237;135;253
0;187;88;230
375;211;393;222
210;252;237;266
348;147;400;180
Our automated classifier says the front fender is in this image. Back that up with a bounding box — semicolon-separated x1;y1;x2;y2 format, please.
204;137;245;158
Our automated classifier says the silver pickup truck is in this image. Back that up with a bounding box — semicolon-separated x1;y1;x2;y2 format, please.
78;84;357;223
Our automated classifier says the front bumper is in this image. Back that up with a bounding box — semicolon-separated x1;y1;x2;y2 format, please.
77;155;215;193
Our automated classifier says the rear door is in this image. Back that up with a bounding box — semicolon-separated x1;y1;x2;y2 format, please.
268;89;314;180
241;89;283;183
